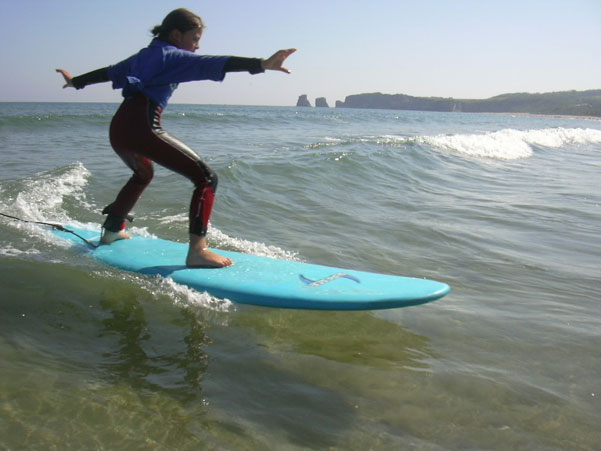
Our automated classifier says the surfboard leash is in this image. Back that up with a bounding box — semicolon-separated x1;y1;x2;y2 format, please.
0;212;99;249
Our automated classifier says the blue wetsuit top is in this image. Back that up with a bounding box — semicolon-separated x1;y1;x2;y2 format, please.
72;39;264;109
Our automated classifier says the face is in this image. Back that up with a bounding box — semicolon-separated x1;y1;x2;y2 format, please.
171;27;203;52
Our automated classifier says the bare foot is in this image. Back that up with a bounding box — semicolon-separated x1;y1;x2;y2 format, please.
100;229;131;245
186;248;233;268
187;234;233;268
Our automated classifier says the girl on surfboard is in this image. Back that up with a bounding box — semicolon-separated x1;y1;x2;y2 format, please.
56;8;295;268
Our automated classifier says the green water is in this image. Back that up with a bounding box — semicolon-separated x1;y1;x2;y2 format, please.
1;103;600;449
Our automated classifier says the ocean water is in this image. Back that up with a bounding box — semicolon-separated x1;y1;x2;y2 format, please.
1;102;600;450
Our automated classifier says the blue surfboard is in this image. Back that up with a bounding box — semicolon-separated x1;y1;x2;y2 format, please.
52;225;450;310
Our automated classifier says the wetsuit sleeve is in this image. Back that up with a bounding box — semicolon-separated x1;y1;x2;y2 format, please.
224;57;264;74
71;67;110;90
155;51;264;85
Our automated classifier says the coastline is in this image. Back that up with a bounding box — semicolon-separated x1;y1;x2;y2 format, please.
333;89;601;120
492;111;601;121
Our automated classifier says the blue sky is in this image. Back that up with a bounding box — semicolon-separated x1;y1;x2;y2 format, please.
1;0;600;106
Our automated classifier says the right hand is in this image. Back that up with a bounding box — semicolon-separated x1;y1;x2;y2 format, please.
56;69;74;88
261;49;296;74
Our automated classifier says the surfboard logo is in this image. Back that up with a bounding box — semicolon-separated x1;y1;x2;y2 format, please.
299;273;361;287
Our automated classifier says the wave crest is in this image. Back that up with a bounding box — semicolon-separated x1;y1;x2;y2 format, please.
305;127;601;160
1;162;91;222
419;127;601;160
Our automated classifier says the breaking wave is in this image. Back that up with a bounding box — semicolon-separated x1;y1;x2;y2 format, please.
305;127;601;160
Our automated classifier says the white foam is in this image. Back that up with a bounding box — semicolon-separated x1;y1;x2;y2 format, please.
158;213;187;225
419;130;533;159
418;127;601;160
152;214;299;260
304;139;343;150
0;163;95;251
208;226;300;261
10;162;91;222
154;277;233;312
91;271;234;314
0;244;41;257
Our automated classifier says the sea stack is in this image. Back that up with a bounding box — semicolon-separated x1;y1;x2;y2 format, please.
296;95;312;107
315;97;329;108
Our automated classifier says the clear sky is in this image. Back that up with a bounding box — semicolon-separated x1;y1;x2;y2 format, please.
1;0;600;106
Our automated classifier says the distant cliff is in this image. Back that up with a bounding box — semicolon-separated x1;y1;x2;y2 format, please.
296;95;329;108
335;90;601;117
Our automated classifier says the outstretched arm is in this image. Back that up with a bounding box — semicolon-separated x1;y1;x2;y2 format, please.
56;67;110;89
261;48;296;74
223;49;297;76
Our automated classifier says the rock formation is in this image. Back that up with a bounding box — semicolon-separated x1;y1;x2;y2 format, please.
296;95;311;107
315;97;329;108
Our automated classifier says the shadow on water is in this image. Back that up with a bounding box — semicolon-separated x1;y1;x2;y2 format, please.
231;308;434;371
98;291;211;403
95;288;375;448
198;307;435;448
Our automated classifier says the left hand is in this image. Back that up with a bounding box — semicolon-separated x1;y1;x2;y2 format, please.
261;49;297;74
56;69;74;88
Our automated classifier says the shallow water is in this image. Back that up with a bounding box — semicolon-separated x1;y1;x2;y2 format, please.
1;103;600;449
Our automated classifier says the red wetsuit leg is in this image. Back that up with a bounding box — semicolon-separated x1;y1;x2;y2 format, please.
105;94;217;236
